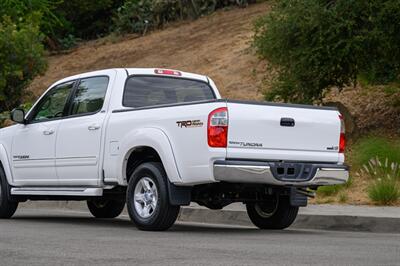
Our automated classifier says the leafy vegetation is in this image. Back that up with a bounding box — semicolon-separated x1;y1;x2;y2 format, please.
0;14;47;111
351;137;400;169
254;0;400;104
113;0;258;35
368;178;400;205
361;157;400;205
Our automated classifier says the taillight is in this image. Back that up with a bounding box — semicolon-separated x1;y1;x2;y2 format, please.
154;69;182;76
339;114;346;153
208;107;228;148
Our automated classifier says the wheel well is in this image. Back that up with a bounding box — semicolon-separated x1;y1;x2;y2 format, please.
126;146;162;182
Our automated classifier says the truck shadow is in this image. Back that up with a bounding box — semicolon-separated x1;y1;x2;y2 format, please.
12;212;319;235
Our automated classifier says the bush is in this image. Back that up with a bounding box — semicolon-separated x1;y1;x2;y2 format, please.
360;156;400;205
54;0;124;40
0;14;47;111
317;185;343;197
368;179;400;205
113;0;154;35
0;0;61;37
254;0;400;104
113;0;259;35
360;157;400;181
351;137;400;169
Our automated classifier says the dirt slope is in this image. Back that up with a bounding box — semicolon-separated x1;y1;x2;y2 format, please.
29;3;270;100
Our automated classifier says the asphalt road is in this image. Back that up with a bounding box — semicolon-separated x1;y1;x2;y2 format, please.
0;209;399;266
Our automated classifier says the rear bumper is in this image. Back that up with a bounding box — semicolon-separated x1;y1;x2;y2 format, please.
213;160;349;186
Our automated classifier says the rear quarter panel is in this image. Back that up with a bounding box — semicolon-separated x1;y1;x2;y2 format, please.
104;101;227;185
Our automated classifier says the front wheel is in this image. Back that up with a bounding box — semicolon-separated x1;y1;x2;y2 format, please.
126;162;180;231
246;196;298;229
87;199;125;218
0;166;18;219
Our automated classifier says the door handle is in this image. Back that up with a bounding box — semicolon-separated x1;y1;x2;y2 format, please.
88;124;101;131
43;129;55;135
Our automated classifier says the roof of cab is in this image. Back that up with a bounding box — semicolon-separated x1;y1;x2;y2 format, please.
51;68;209;88
125;68;209;83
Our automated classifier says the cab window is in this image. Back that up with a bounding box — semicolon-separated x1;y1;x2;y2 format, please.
69;76;109;115
123;76;215;108
30;81;74;122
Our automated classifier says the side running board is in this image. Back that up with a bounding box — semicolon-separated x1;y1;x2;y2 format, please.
11;187;103;196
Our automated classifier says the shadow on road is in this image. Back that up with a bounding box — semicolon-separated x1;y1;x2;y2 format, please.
10;211;320;236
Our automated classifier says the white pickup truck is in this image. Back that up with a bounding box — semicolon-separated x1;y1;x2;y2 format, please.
0;68;348;230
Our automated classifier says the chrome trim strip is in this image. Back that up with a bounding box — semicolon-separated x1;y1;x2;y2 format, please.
214;164;349;186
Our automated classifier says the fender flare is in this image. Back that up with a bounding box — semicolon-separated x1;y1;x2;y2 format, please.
0;144;13;186
118;127;182;185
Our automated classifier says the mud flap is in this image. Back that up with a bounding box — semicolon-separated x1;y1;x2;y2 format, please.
289;187;308;207
167;182;192;206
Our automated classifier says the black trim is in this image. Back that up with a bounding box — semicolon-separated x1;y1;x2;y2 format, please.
112;97;338;114
226;99;338;111
121;74;216;108
113;99;222;113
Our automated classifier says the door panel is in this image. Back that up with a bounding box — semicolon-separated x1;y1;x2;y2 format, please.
56;113;105;186
11;81;75;186
11;121;61;185
56;74;113;186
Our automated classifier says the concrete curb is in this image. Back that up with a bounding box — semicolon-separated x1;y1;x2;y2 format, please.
18;201;400;233
178;207;400;233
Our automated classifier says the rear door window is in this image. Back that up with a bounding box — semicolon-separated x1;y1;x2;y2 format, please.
122;76;215;108
69;76;109;115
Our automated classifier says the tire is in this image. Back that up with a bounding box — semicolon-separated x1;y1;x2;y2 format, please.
87;199;125;218
0;165;18;219
246;196;298;230
126;162;180;231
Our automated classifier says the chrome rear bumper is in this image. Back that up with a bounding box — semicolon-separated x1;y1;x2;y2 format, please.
213;160;349;186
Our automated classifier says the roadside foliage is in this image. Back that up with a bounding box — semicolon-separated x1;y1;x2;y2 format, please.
253;0;400;104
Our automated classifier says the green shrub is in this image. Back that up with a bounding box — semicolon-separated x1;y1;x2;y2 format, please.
360;157;400;182
352;137;400;169
113;0;154;35
0;14;47;111
113;0;260;35
368;178;400;205
0;0;61;37
55;0;124;40
360;156;400;205
254;0;400;104
317;184;346;197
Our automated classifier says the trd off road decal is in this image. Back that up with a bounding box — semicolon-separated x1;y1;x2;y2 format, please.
176;120;204;128
229;141;263;147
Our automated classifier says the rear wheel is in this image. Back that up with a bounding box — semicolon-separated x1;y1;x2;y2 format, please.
126;162;180;231
87;199;125;218
0;165;18;219
246;196;298;229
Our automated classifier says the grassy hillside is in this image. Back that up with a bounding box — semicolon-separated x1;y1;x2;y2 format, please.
28;3;270;101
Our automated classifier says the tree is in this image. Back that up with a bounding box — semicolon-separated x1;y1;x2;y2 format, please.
0;14;47;111
254;0;400;104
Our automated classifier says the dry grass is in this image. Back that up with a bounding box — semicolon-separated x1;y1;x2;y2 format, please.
28;2;271;101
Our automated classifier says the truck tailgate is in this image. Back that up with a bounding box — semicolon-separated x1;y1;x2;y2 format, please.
227;101;341;163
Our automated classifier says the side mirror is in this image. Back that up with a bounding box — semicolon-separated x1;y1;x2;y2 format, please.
10;108;26;124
